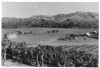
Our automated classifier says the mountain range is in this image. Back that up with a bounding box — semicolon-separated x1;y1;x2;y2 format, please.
2;11;99;28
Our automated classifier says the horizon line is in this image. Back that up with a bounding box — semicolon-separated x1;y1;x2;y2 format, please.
2;11;98;18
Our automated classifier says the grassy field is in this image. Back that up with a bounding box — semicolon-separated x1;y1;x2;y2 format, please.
2;28;98;54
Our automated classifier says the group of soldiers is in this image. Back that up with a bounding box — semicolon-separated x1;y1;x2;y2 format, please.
2;37;45;66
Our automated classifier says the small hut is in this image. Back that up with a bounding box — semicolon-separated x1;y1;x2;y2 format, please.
85;32;91;36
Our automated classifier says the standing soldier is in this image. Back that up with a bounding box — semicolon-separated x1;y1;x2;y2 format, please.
2;39;10;65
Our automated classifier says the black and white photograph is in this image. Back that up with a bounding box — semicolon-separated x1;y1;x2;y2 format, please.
2;2;99;67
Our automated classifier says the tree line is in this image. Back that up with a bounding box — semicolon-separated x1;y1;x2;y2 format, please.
2;18;98;28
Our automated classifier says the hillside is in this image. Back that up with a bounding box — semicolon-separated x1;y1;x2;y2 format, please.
2;11;99;28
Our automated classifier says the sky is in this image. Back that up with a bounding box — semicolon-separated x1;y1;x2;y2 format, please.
2;2;99;18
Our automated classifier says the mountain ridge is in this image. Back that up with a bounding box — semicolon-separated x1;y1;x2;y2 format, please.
2;11;99;28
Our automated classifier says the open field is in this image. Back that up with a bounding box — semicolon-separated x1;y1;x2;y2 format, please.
2;28;98;54
2;28;98;45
